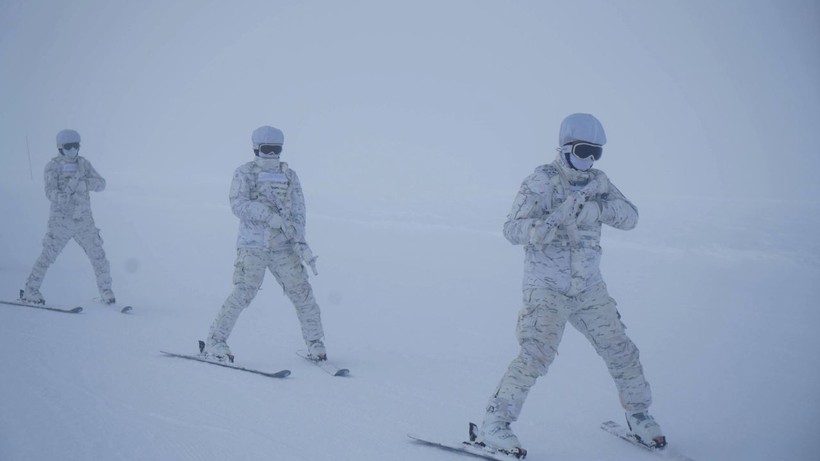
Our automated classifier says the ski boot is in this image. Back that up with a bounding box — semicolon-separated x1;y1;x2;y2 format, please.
19;288;45;305
626;411;666;448
100;289;116;305
472;417;527;458
199;339;234;363
307;339;327;361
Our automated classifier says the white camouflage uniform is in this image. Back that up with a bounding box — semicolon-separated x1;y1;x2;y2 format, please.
206;127;324;358
23;130;114;304
482;114;654;445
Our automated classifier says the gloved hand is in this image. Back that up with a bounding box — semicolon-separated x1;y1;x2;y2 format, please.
73;180;88;193
590;171;610;196
575;200;601;226
294;242;318;275
268;212;284;229
56;193;71;205
281;224;298;241
572;174;610;205
529;194;578;244
529;219;550;244
576;178;606;202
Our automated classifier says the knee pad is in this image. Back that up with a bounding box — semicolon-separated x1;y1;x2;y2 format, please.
286;280;315;305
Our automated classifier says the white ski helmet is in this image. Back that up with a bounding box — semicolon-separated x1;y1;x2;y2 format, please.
56;129;81;147
558;113;606;146
251;125;284;148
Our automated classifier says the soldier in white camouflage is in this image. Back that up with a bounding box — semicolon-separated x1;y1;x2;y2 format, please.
477;114;665;454
201;126;327;363
21;129;115;306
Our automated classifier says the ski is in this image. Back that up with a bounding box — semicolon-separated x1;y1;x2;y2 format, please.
160;350;291;379
296;350;349;376
1;298;82;314
409;423;527;460
601;421;695;461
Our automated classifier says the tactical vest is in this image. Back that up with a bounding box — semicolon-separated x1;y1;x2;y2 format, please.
249;162;293;219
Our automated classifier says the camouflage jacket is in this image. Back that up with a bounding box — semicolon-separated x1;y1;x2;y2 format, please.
44;155;105;224
503;154;638;295
229;158;307;251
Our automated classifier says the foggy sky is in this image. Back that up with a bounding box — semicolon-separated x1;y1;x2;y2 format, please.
2;0;818;208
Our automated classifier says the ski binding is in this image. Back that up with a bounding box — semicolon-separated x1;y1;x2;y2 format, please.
408;423;526;460
601;420;695;461
93;296;133;313
296;349;349;376
1;295;82;314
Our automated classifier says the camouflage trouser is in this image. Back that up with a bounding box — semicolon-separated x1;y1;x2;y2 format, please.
25;219;112;296
208;247;324;346
486;282;652;421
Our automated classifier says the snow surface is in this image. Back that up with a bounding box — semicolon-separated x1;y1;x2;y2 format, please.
1;179;818;461
2;2;819;460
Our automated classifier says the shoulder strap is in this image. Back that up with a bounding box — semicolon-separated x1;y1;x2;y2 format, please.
248;162;261;200
78;157;88;177
279;162;294;217
553;164;581;245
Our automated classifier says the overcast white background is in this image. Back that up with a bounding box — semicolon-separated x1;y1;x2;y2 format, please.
1;2;820;461
2;0;818;206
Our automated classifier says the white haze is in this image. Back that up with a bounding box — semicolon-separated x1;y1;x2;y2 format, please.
2;1;819;204
1;1;819;461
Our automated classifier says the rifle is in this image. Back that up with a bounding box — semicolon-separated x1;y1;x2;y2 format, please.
261;184;319;276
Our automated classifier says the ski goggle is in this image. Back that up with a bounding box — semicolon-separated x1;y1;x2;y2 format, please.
561;142;602;161
61;143;80;150
258;144;283;155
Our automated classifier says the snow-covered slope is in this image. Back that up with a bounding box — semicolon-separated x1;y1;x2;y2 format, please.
1;179;818;461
